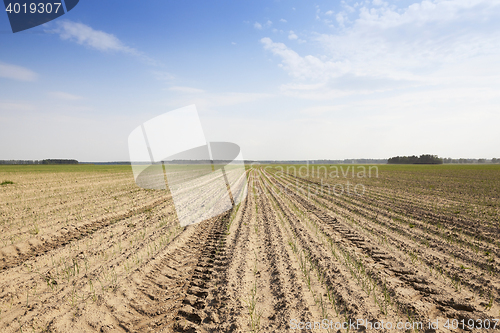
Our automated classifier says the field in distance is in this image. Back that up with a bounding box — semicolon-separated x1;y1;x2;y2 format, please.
0;164;498;332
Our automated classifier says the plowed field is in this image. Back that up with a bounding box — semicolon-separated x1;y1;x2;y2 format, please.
0;164;499;332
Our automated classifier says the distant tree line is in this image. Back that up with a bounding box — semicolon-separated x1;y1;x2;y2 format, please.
388;155;443;164
443;158;500;164
2;158;498;166
0;159;78;165
246;159;388;164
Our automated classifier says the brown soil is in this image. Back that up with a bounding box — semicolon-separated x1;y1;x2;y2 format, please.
0;166;498;332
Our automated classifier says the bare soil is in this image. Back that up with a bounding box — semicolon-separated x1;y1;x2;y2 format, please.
0;165;498;332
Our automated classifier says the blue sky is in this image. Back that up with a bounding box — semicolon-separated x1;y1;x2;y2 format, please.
1;0;500;161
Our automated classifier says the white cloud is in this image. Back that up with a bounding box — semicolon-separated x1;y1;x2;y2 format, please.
261;38;349;81
280;19;287;23
49;91;83;100
355;0;497;29
372;0;387;6
336;13;346;27
232;42;237;45
318;2;500;79
168;86;205;94
0;61;37;81
287;31;307;43
261;0;500;99
53;21;137;54
254;20;272;30
50;20;158;65
325;10;334;15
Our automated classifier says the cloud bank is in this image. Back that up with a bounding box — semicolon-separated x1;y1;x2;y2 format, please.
262;0;500;97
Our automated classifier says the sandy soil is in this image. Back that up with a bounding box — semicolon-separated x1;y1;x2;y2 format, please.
0;166;498;332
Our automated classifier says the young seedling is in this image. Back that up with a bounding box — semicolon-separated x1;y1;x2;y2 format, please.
18;318;24;333
485;293;494;311
244;280;262;333
318;293;328;320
